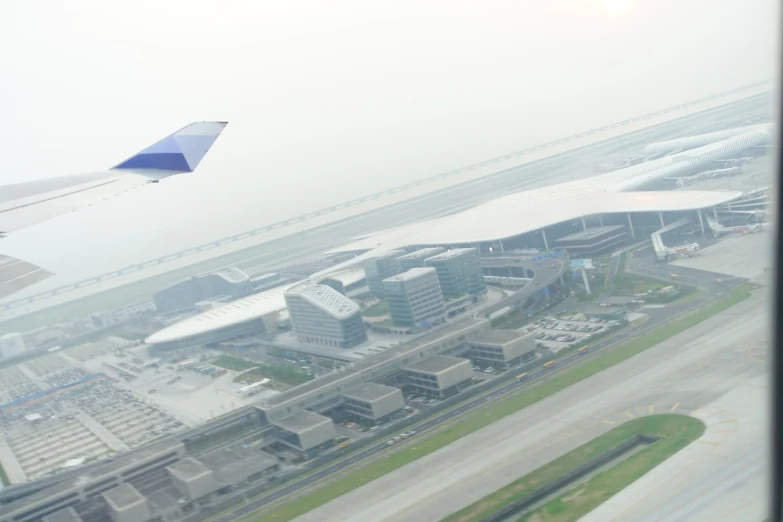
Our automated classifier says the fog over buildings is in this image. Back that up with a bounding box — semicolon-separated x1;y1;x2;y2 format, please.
0;0;776;283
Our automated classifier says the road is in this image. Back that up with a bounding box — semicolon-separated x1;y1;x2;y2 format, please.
0;92;770;330
202;259;746;521
289;284;768;522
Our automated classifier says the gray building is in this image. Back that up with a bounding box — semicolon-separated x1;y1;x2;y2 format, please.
341;383;405;424
362;250;405;298
103;484;151;522
285;283;367;348
396;247;445;271
425;248;486;299
382;268;445;328
154;267;253;314
469;330;537;368
404;355;473;398
272;410;337;454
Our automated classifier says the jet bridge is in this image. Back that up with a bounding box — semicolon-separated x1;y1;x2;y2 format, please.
652;217;693;261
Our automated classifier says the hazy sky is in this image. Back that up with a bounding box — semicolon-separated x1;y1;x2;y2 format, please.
0;0;777;283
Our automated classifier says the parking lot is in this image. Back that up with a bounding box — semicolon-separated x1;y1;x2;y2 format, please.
531;315;620;353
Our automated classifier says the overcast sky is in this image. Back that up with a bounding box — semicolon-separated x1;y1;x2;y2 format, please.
0;0;777;283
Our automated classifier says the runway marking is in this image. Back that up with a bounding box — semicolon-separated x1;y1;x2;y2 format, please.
715;419;737;425
708;410;726;417
624;411;634;419
601;419;616;426
649;405;655;414
700;440;721;446
670;403;680;412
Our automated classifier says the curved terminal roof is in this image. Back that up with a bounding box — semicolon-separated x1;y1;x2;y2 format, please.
317;127;771;272
146;282;298;344
286;283;361;319
148;124;771;345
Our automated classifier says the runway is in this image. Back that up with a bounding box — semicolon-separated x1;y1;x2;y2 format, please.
291;290;769;522
0;92;771;328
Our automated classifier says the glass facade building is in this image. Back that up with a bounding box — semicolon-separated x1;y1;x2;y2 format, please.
424;248;486;299
382;268;445;328
284;283;367;348
362;250;405;298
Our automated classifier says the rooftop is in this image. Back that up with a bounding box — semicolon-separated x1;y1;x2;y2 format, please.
342;382;401;402
396;247;445;261
426;248;477;262
471;329;529;346
286;283;360;319
200;444;279;484
366;250;406;262
406;354;471;374
556;225;627;242
167;457;211;481
314;267;365;287
211;267;250;284
272;410;333;433
146;282;298;344
103;483;146;510
382;267;437;283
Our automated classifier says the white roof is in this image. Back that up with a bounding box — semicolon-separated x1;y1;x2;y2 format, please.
146;282;298;344
286;283;360;320
211;267;250;284
315;267;365;286
383;267;436;282
325;188;743;255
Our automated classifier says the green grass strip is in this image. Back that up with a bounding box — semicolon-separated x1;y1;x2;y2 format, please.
247;283;754;522
444;415;704;522
519;415;704;522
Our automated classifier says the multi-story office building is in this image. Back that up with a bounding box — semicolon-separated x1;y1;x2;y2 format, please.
153;267;253;315
284;283;367;348
362;250;405;298
382;268;445;328
396;247;445;271
341;383;405;424
424;248;486;299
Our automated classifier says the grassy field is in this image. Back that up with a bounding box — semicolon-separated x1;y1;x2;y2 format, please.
362;301;389;317
444;415;704;522
213;355;258;372
245;283;755;522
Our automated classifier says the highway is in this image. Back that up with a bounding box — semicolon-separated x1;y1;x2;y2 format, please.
289;280;768;522
0;91;771;329
204;258;748;521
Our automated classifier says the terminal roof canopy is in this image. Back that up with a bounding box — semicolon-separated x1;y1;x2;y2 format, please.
325;188;743;256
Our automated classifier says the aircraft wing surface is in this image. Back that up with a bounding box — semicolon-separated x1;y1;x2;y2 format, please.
0;121;227;234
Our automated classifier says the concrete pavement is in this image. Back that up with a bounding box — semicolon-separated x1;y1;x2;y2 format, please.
291;290;769;522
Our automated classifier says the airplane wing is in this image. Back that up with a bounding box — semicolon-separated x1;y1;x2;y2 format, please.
0;121;227;234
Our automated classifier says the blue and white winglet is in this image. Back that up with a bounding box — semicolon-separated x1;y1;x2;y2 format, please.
0;121;228;233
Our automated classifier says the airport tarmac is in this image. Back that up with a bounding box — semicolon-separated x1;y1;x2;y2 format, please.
291;289;769;522
672;232;771;283
0;90;771;327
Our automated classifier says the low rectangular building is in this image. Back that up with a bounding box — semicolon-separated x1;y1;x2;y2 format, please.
404;355;473;398
167;458;222;502
103;484;150;522
272;410;337;454
469;330;537;368
341;383;405;423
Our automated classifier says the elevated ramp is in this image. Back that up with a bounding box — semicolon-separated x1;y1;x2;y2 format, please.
652;217;691;261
